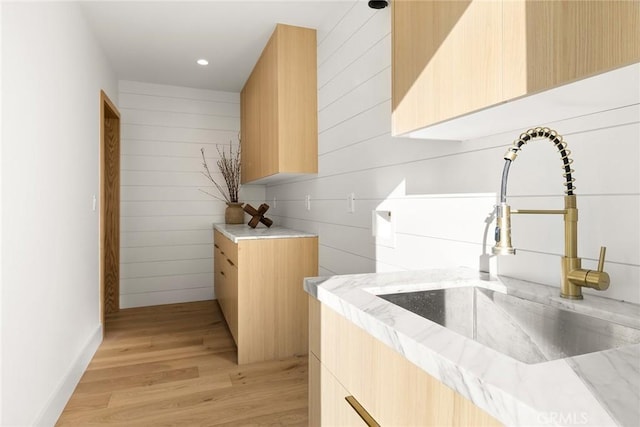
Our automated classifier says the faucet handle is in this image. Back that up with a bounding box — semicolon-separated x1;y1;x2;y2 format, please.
568;246;610;291
597;246;607;272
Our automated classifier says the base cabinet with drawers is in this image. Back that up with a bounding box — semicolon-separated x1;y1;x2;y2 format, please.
214;229;318;364
309;297;502;426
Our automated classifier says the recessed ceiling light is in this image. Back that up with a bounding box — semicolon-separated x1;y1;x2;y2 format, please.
197;59;209;66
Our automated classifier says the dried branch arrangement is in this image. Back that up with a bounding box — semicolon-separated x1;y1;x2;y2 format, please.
200;141;241;203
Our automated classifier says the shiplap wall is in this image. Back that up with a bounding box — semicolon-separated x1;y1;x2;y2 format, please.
266;3;640;304
118;81;265;308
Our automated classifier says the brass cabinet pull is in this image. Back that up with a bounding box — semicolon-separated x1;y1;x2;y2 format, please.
226;258;235;266
345;396;380;427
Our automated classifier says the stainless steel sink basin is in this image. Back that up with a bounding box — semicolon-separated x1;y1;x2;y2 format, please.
379;287;640;364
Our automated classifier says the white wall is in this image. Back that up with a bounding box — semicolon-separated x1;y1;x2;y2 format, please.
266;5;640;304
1;3;117;425
118;81;265;308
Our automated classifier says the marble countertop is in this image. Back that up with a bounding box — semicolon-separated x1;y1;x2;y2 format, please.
213;223;317;243
304;268;640;426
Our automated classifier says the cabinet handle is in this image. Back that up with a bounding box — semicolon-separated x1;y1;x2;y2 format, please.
214;243;220;249
345;396;380;427
220;271;226;277
226;258;235;267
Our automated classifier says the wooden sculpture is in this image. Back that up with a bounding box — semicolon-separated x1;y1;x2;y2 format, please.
243;203;273;228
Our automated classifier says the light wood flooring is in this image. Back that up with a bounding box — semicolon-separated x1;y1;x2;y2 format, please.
56;300;308;426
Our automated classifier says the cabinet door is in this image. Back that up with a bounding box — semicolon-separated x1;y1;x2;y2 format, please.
241;27;279;183
240;24;317;183
393;0;640;138
258;31;279;180
392;0;503;136
237;237;317;364
240;70;260;183
277;24;318;175
519;0;640;95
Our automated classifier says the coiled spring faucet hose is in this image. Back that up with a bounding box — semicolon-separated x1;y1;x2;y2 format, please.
499;127;576;203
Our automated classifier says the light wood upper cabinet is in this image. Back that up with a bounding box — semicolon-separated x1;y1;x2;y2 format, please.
392;0;503;137
392;0;640;137
537;1;637;92
240;24;318;184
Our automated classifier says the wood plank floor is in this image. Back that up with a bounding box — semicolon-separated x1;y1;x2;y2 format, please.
56;300;308;426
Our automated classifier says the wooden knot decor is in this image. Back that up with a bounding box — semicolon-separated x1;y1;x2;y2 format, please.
243;203;273;228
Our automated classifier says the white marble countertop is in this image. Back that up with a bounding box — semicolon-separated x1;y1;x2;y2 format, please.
304;268;640;426
213;223;317;243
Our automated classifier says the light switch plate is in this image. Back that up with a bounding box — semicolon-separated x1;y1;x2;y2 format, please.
347;193;355;213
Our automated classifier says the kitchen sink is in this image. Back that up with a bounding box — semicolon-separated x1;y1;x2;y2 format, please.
378;286;640;364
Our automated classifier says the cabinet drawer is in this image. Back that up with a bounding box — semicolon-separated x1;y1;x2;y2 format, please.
214;244;224;293
215;255;238;341
221;262;238;343
318;303;501;426
214;230;238;267
311;354;370;426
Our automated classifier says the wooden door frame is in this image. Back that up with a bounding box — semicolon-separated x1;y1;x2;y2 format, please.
99;90;121;330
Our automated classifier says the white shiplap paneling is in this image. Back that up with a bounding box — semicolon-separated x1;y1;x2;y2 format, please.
121;123;238;145
266;6;640;304
119;80;265;308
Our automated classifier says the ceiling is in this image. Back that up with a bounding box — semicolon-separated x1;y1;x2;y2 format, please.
80;1;357;93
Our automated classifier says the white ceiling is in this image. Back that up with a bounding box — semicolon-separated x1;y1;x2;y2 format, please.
80;1;358;93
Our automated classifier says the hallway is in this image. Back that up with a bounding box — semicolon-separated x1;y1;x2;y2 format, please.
56;301;308;425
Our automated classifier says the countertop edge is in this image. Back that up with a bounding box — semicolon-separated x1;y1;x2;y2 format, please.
213;223;317;243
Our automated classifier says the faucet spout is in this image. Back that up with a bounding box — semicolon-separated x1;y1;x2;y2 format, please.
499;127;576;203
493;127;574;256
492;127;610;300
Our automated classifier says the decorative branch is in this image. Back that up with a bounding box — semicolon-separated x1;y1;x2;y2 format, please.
200;139;241;203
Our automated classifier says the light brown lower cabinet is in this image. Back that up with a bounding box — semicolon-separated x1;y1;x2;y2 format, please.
213;229;318;364
310;355;370;426
309;297;502;426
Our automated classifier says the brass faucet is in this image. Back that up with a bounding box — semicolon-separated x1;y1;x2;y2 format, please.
492;127;610;300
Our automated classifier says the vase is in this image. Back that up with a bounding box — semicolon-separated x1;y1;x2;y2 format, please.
225;202;244;224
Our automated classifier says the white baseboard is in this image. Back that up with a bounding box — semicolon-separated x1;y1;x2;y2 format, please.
120;287;214;309
33;324;103;426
